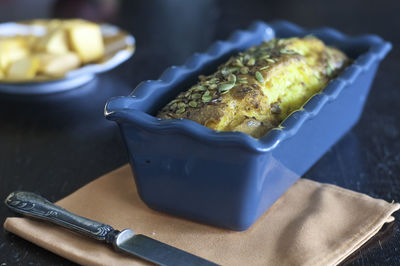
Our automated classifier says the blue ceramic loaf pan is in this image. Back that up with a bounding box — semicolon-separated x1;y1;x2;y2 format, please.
105;21;391;231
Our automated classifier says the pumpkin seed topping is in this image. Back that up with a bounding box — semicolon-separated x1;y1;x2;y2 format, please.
238;76;248;84
259;54;271;60
188;101;198;108
247;58;255;66
209;83;217;89
170;103;177;110
202;95;212;103
255;71;264;83
176;107;186;114
227;73;236;83
209;77;220;83
221;67;240;76
326;60;335;76
218;83;235;93
162;38;304;114
240;67;249;74
234;58;244;67
191;93;202;99
169;99;180;105
202;90;212;103
326;66;333;76
193;85;206;92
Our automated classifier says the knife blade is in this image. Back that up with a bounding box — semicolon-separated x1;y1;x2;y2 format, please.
5;191;218;266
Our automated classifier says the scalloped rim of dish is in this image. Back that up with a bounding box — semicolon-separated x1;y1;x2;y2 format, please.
0;22;135;85
105;20;391;153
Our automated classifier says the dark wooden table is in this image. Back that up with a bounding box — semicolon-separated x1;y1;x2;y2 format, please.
1;0;399;265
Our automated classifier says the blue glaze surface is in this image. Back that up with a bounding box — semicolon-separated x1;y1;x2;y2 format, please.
105;21;391;231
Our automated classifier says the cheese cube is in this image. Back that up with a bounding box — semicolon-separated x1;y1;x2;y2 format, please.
0;38;29;70
36;52;81;76
67;21;104;63
34;28;69;54
7;57;39;80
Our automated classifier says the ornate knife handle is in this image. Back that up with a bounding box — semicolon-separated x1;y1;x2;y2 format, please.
5;191;119;243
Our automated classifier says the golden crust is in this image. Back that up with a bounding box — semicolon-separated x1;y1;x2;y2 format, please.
157;37;350;138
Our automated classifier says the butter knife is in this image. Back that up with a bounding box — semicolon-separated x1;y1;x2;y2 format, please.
5;191;218;266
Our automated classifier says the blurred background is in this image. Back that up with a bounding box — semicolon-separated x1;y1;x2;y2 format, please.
1;0;399;74
0;0;399;265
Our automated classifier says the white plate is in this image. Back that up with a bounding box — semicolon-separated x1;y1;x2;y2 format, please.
0;22;135;95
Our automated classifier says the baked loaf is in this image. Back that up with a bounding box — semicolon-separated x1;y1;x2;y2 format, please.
157;37;350;138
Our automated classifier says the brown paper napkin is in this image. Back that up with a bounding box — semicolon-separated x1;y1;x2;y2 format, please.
4;165;400;266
